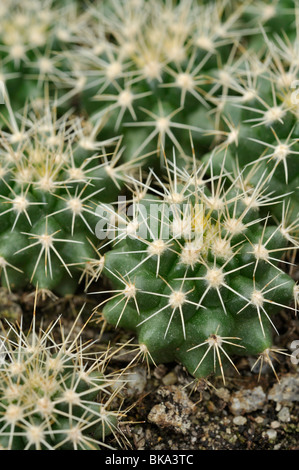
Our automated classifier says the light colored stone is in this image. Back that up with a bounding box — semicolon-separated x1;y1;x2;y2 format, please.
265;429;277;440
277;406;291;423
126;367;147;396
162;372;177;386
233;416;247;426
268;374;299;403
148;385;196;434
230;386;266;415
270;421;280;429
112;366;147;397
215;387;230;402
255;416;264;424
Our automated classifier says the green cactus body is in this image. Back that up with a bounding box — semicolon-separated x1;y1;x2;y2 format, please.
37;0;297;228
0;0;298;387
0;96;129;295
0;312;123;450
99;156;297;381
1;0;298;228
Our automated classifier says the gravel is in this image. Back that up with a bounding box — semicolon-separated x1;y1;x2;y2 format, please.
229;386;267;415
268;374;299;403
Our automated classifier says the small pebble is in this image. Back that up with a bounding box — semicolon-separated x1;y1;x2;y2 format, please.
277;406;290;423
271;421;280;429
255;416;264;424
147;385;195;434
268;374;299;403
202;391;211;401
162;372;177;386
113;367;147;397
230;386;266;415
206;401;216;413
215;387;230;402
266;429;277;440
233;416;247;426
